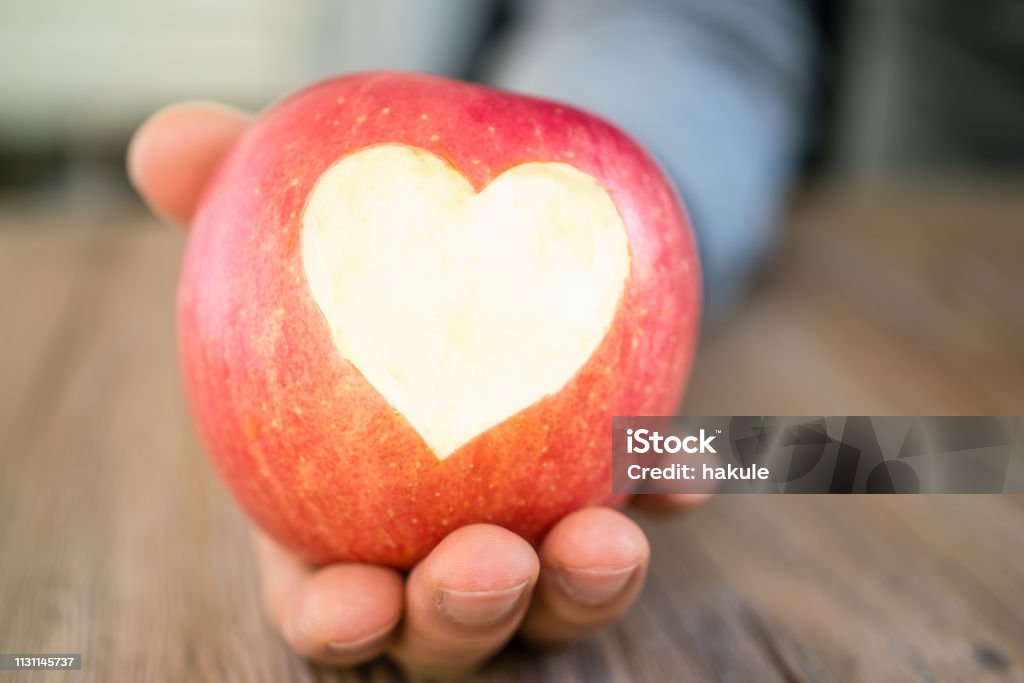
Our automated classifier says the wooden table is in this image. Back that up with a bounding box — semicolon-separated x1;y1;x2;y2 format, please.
1;180;1022;682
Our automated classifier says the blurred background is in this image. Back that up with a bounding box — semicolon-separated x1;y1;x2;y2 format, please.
2;0;1023;315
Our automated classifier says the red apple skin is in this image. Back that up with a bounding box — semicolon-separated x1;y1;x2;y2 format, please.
178;71;700;569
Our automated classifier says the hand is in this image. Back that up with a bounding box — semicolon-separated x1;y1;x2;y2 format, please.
128;102;709;679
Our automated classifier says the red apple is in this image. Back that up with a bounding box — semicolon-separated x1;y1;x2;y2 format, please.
178;71;700;569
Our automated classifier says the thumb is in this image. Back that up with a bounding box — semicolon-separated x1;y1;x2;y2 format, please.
127;101;251;226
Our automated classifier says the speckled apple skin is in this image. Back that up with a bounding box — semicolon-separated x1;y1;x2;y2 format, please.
178;72;700;569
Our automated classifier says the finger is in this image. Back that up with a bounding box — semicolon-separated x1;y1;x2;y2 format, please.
127;101;250;226
389;525;539;679
520;506;649;644
252;530;403;666
630;492;713;515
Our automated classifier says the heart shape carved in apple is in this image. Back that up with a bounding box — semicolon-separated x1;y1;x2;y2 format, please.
301;144;630;459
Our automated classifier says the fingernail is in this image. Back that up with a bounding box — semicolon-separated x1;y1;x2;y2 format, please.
438;582;529;625
326;622;395;657
557;564;639;606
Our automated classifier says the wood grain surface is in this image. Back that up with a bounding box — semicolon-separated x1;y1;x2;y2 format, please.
1;180;1022;682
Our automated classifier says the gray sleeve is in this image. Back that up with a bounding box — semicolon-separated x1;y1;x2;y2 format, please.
485;0;817;319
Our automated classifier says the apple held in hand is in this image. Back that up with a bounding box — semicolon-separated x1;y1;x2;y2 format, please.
178;72;700;568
